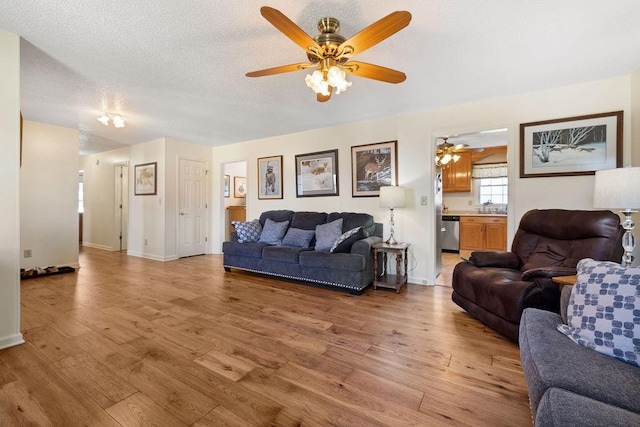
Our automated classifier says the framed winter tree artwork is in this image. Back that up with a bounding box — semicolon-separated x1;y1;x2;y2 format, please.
295;149;339;197
520;111;622;178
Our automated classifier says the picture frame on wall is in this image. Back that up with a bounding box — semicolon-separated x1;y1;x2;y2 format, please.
351;140;398;197
520;111;623;178
257;155;283;199
295;149;339;197
224;174;230;198
234;176;246;198
134;162;157;195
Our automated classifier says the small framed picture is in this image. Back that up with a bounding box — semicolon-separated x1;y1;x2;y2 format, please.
295;149;339;197
258;155;283;199
224;174;230;198
520;111;623;178
134;162;157;195
351;140;397;197
234;176;246;198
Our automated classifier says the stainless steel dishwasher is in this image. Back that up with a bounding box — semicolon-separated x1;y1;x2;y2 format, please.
441;215;460;253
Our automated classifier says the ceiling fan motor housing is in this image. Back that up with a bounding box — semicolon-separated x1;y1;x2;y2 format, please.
307;17;348;63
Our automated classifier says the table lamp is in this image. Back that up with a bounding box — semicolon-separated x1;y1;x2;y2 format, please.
379;186;405;245
593;166;640;266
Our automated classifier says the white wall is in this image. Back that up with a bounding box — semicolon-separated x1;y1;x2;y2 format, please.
0;30;24;349
211;75;634;283
21;121;80;269
224;161;247;208
81;146;130;250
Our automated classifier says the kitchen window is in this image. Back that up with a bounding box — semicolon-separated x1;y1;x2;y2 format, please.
473;163;508;205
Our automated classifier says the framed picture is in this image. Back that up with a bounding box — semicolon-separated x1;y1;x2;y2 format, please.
351;140;398;197
258;155;283;199
295;149;339;197
520;111;623;178
134;162;157;195
234;176;246;198
224;174;230;198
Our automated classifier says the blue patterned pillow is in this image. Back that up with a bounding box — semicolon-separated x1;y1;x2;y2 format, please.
330;226;363;253
258;218;289;245
314;218;343;252
232;219;262;243
557;258;640;366
281;228;315;248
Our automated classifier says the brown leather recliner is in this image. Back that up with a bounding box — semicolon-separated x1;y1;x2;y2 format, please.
451;209;624;341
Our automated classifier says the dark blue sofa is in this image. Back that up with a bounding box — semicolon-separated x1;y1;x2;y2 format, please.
222;210;383;294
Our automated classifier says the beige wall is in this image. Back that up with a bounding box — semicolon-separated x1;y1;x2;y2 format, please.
0;30;24;349
211;75;635;282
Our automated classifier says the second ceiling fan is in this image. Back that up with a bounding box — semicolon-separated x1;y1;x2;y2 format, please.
246;6;412;102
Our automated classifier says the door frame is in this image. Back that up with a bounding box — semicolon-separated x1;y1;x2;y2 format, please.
114;161;129;251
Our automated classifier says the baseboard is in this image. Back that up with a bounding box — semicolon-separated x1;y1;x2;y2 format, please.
127;251;176;262
0;333;24;350
82;242;114;251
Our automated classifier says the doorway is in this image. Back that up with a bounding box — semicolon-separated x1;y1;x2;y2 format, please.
222;160;247;241
114;162;129;251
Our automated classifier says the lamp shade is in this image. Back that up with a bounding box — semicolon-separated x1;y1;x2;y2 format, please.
594;167;640;209
379;186;406;208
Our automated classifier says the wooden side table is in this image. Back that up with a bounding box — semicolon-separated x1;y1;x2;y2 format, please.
552;275;577;292
372;242;410;293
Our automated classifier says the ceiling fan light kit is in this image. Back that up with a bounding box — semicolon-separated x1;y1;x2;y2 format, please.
97;112;126;128
435;137;482;167
247;6;411;102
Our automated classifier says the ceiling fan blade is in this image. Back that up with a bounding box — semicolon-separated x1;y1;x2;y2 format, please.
260;6;322;55
337;11;411;58
317;87;333;103
343;61;406;83
246;62;314;77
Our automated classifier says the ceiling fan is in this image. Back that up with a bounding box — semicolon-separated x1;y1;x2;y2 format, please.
435;137;484;167
246;6;412;102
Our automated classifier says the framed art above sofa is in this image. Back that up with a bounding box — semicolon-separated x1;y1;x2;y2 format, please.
295;149;339;197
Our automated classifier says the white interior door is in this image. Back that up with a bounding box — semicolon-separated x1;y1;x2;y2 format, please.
179;159;208;257
114;163;129;251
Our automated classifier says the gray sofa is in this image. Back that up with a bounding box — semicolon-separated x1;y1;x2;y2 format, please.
519;304;640;426
222;210;383;294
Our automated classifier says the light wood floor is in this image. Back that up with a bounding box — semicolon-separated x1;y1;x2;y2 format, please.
0;247;531;426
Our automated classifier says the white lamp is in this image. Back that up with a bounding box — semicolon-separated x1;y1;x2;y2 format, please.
379;186;406;245
594;166;640;266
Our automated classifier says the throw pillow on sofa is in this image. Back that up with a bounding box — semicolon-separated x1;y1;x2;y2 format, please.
281;227;315;248
330;226;363;253
258;218;290;245
232;219;262;243
557;258;640;367
315;218;343;251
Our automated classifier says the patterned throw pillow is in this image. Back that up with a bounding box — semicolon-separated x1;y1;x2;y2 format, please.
232;219;262;243
330;226;363;253
258;218;290;245
557;258;640;366
281;228;315;248
314;218;343;252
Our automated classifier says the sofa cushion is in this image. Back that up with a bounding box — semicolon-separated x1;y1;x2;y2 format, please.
290;211;328;230
519;308;640;416
281;228;315;248
258;218;290;245
315;218;343;252
231;219;262;243
330;227;363;253
262;246;310;264
535;388;640;427
222;241;267;258
259;210;294;226
521;240;568;271
327;212;375;236
299;251;365;272
557;258;640;367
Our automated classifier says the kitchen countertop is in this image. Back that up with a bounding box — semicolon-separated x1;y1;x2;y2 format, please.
443;211;508;217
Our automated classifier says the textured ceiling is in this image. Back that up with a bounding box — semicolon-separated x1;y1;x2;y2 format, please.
2;1;640;156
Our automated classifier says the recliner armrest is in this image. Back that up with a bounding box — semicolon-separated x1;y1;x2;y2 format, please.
521;266;576;281
469;251;521;269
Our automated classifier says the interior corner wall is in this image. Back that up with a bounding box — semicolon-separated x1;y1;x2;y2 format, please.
210;74;633;283
127;138;167;260
80;146;131;251
0;30;24;349
631;68;640;167
164;138;212;259
20;121;80;270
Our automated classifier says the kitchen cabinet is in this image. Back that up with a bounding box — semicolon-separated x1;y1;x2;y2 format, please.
228;205;246;235
442;152;471;193
460;216;507;251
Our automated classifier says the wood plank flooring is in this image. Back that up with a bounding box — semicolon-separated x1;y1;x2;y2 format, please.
0;247;531;426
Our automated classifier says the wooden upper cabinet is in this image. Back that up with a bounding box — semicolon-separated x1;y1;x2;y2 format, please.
442;152;471;193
